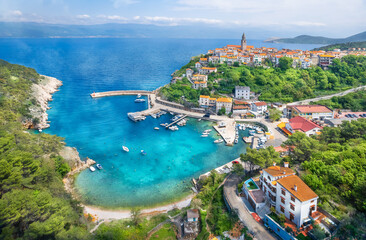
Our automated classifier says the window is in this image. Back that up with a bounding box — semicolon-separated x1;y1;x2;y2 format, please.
281;188;286;196
290;203;295;211
291;195;295;202
281;197;285;204
311;200;315;203
290;212;294;222
280;205;285;213
268;176;271;181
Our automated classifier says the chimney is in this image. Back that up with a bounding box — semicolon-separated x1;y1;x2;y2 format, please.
273;162;276;166
294;185;297;191
284;162;289;168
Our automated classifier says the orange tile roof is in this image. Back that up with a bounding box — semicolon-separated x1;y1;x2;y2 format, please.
277;175;318;202
200;95;210;98
254;102;267;106
200;58;207;61
289;116;322;132
216;97;232;103
263;166;295;177
201;67;217;70
319;54;335;58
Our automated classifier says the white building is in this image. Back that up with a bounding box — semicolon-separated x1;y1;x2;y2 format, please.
276;175;318;227
260;163;318;228
199;95;210;107
192;81;207;90
235;86;250;100
186;68;193;79
216;98;232;114
251;102;267;114
195;62;202;69
199;67;217;75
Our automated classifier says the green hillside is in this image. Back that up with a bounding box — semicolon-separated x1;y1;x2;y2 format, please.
313;41;366;51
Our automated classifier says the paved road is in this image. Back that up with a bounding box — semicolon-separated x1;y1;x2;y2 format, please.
224;174;276;240
288;85;366;105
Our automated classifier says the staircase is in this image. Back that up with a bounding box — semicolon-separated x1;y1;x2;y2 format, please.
256;198;271;219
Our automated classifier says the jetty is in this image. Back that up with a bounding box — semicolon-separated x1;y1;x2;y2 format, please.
165;115;187;128
90;90;153;98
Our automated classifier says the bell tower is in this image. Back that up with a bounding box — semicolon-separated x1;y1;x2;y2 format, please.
241;33;247;51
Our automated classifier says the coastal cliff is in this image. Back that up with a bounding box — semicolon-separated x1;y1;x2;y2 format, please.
29;75;63;129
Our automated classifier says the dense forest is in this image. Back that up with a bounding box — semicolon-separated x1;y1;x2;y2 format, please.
160;55;366;104
283;120;366;239
0;60;90;239
314;41;366;51
312;90;366;111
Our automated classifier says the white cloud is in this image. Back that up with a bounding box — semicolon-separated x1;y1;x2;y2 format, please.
292;21;326;27
97;15;128;21
76;14;90;19
133;16;141;20
11;10;22;17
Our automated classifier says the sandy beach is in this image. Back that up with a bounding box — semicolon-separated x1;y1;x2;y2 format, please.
83;194;194;221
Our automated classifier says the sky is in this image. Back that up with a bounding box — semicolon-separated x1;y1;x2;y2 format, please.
0;0;365;38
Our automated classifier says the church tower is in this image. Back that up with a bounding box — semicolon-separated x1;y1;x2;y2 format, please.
241;33;247;51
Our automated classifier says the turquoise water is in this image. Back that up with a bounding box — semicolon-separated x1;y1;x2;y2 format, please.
0;38;323;208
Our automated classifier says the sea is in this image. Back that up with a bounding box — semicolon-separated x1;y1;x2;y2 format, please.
0;38;323;208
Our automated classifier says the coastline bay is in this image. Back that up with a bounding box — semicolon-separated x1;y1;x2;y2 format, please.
0;38;323;208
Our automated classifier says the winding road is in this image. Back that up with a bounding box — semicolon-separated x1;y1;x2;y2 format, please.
223;174;276;240
288;85;366;105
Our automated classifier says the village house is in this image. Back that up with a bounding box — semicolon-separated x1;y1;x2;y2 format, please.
285;105;334;120
195;62;202;69
191;74;208;82
235;86;250;100
192;81;207;90
216;98;232;114
258;163;318;228
199;95;210;107
183;209;200;239
285;116;323;136
199;67;217;75
318;54;335;67
232;100;251;115
199;57;208;65
251;102;268;114
185;68;193;79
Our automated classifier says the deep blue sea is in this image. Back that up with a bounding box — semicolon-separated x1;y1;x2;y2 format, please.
0;38;323;208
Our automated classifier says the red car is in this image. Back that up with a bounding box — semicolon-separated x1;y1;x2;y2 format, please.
232;160;239;164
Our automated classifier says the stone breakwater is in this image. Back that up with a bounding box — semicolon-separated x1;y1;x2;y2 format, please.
29;75;63;129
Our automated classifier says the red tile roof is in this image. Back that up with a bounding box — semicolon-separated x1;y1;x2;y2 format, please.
254;102;267;106
292;105;332;113
289;116;322;132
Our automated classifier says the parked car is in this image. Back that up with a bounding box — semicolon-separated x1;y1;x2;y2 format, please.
232;160;239;164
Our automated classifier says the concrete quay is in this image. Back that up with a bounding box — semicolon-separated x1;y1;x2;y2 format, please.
90;90;153;98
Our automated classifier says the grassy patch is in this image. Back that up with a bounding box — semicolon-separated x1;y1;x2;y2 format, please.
150;223;177;240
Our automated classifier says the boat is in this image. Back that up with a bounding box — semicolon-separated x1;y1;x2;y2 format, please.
134;98;146;103
137;94;141;98
38;129;42;133
205;129;212;132
243;136;253;143
141;150;147;155
160;123;167;127
169;126;179;131
198;119;201;121
201;134;209;137
214;139;224;143
89;166;96;172
154;127;160;130
122;146;129;152
235;139;238;144
96;164;103;170
128;112;146;122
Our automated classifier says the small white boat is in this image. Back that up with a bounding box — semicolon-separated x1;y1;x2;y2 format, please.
198;119;201;121
169;126;179;131
141;150;147;155
205;129;212;132
214;139;224;143
89;166;96;172
137;94;141;98
160;123;167;127
122;146;129;152
154;127;160;130
135;98;146;103
38;129;42;133
96;164;102;170
201;134;209;137
235;139;239;144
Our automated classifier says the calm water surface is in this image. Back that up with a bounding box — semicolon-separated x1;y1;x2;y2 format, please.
0;38;323;208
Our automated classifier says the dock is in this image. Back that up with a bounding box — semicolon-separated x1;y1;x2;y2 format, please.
90;90;153;98
165;115;187;128
213;120;236;146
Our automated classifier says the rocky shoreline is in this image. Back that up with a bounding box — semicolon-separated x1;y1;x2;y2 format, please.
60;146;96;199
28;75;63;129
